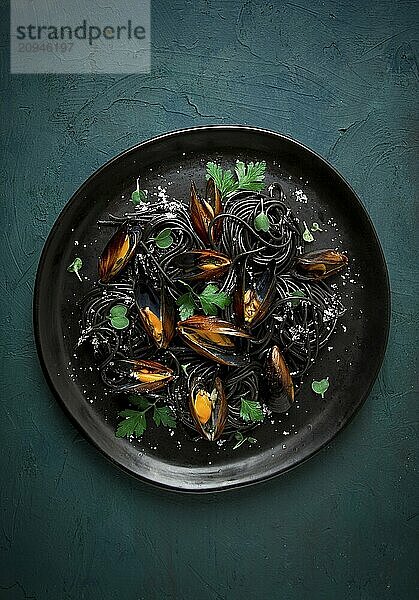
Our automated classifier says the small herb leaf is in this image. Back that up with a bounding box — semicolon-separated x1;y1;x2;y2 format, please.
131;177;147;205
67;257;83;281
128;395;150;410
176;292;197;321
206;162;239;197
311;222;323;232
233;432;246;449
110;304;127;318
312;378;329;399
131;189;147;205
110;315;130;330
235;160;266;191
289;290;306;307
240;398;264;422
233;431;258;449
199;284;231;316
155;228;174;249
108;305;130;330
116;411;147;438
153;405;176;428
302;221;314;243
254;212;270;232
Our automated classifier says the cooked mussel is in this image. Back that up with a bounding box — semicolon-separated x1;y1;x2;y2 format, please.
170;249;231;281
98;222;141;283
177;315;251;366
234;259;276;328
103;359;174;392
134;279;175;349
189;376;228;441
292;249;348;280
190;178;222;245
264;346;294;413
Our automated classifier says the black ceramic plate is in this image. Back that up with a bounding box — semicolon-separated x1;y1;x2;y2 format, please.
33;126;390;493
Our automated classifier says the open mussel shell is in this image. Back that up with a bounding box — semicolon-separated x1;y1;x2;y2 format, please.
104;359;174;392
234;259;276;329
177;315;251;367
98;222;141;283
134;280;175;349
292;249;348;280
189;178;223;245
170;249;231;281
263;346;294;413
189;376;228;441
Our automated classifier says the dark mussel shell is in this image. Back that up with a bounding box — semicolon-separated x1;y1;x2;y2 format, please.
234;259;276;329
103;359;174;392
98;222;141;283
170;249;231;282
134;279;175;349
264;346;294;413
177;315;251;367
190;178;223;245
292;249;348;280
189;376;228;441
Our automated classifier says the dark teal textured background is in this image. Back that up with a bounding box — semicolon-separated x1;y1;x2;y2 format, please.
1;1;418;599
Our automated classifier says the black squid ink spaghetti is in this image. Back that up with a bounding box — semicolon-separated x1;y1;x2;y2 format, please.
74;160;348;445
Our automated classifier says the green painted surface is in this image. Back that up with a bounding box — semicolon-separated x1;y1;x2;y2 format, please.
1;1;418;598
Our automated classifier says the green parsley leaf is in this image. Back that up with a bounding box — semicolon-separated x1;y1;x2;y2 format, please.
155;228;174;249
302;221;314;243
67;257;83;281
176;292;197;321
248;437;257;444
206;162;239;197
116;411;147;438
199;284;231;316
110;304;127;318
254;212;270;232
311;222;323;232
289;290;306;307
177;283;231;318
240;398;264;422
128;395;150;410
311;378;329;399
235;160;266;191
153;405;176;428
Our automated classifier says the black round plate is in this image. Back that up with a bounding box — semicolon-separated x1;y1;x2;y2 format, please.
33;126;390;492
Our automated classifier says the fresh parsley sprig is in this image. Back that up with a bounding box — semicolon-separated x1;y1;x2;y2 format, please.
206;162;238;197
240;398;264;422
116;395;176;439
206;160;267;198
176;282;231;320
235;160;266;191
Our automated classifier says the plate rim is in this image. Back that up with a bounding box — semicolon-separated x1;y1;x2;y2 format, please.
33;124;391;493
